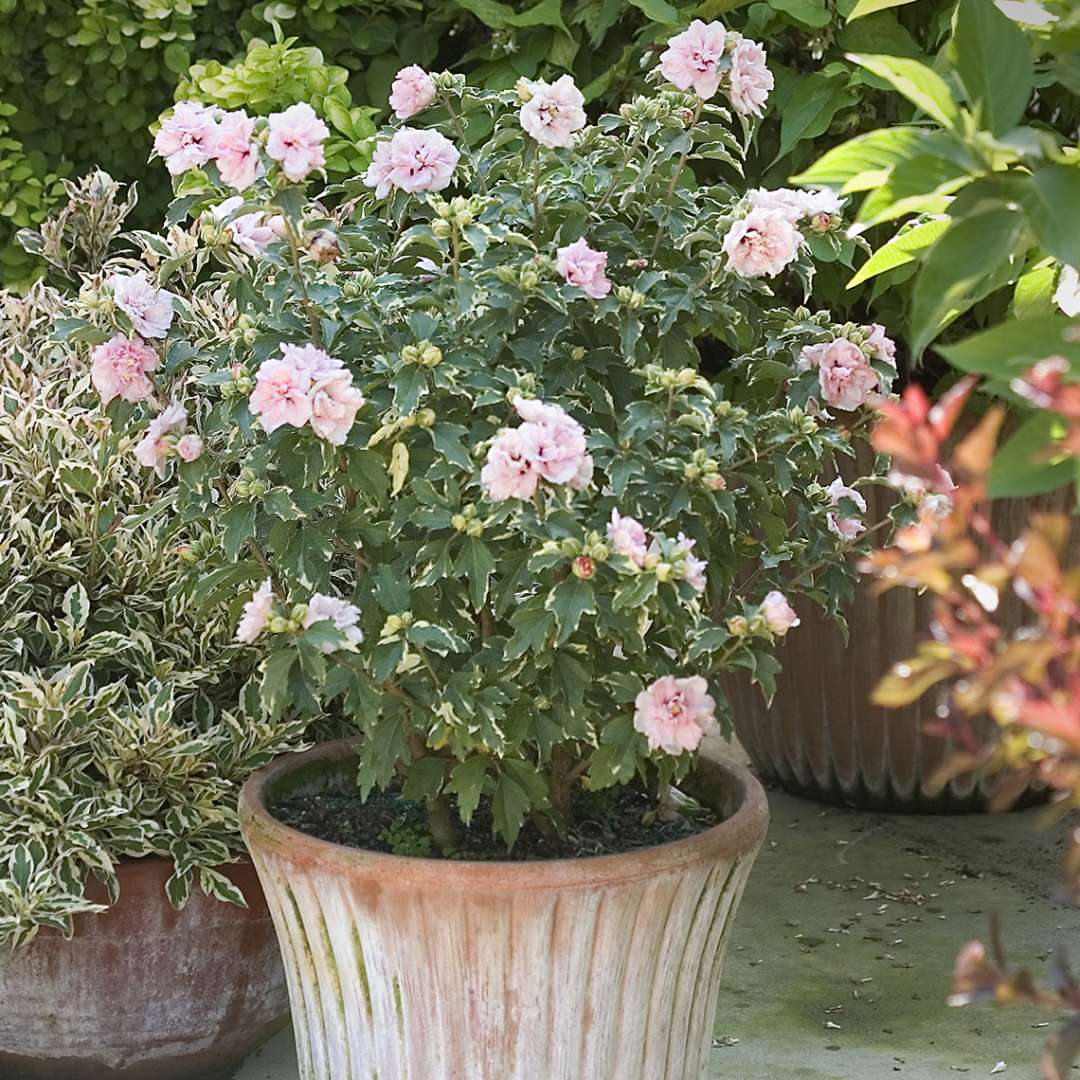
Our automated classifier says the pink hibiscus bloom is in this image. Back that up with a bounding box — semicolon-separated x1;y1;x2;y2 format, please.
658;20;729;100
304;593;364;652
110;271;175;339
826;478;868;541
519;75;587;148
309;370;365;446
634;675;718;755
814;339;880;411
364;128;460;197
676;533;708;594
237;579;275;644
723;209;801;279
267;103;329;183
90;334;159;405
760;591;800;636
134;402;187;476
248;356;313;433
607;509;648;567
556;237;611;299
176;433;204;463
728;38;773;117
481;428;541;501
212;110;260;191
866;323;897;368
389;66;437;120
154;101;219;175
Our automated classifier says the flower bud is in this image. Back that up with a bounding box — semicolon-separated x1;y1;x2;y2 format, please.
175;543;197;562
570;346;586;361
706;473;727;492
451;513;468;531
291;604;308;624
466;519;484;537
643;552;661;571
677;367;697;387
420;344;443;367
268;616;291;634
573;555;595;580
416;408;436;429
306;229;341;264
590;542;610;562
495;265;518;284
176;434;204;463
811;212;834;234
616;285;634;304
684;463;701;481
714;401;732;420
626;258;649;270
431;218;453;240
559;538;581;557
727;614;750;637
515;77;535;103
520;269;539;290
401;344;422;364
655;562;673;583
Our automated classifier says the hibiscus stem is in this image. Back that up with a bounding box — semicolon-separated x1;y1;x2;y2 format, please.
532;146;543;242
649;99;704;262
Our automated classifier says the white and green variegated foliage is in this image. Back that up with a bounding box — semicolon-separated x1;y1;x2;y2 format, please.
58;78;892;850
0;285;309;950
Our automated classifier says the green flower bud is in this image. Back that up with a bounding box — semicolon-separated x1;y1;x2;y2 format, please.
520;269;539;290
431;219;453;240
420;345;443;367
570;345;587;361
559;538;581;557
655;562;673;583
466;519;484;537
416;408;436;429
268;616;291;634
451;514;468;531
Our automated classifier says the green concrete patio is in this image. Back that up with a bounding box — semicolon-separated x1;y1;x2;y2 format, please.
238;782;1077;1080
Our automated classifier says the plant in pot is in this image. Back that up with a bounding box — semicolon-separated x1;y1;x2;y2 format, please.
728;0;1080;811
0;184;309;1080
77;23;892;1078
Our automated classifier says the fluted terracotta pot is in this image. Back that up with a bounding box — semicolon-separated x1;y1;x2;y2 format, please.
0;858;290;1080
729;465;1073;812
240;739;768;1080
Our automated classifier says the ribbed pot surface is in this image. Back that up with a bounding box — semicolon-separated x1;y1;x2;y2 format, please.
240;739;769;1080
0;858;289;1080
730;455;1072;812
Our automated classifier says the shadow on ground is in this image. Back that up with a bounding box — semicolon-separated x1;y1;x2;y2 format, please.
237;787;1077;1080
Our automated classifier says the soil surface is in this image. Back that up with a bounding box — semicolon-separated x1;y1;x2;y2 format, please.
270;783;718;861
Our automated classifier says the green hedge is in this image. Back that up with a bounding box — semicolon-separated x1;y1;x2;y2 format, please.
1;0;942;294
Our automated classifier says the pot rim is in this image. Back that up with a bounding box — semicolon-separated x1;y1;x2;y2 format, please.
240;739;769;890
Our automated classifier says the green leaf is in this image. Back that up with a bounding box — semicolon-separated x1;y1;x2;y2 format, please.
774;73;857;164
402;757;447;801
453;537;497;610
447;756;489;826
939;316;1080;375
626;0;680;24
854;154;971;229
790;126;944;189
165;870;192;908
504;600;555;661
847;217;950;287
198;867;247;907
545;577;596;646
1017;166;1080;269
492;758;548;846
61;582;90;629
952;0;1032;137
989;412;1075;498
221;502;257;562
847;0;917;19
260;648;297;720
770;0;831;26
449;0;570;36
910;206;1027;356
847;53;961;129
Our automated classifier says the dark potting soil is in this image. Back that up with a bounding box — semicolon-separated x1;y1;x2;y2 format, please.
271;783;719;861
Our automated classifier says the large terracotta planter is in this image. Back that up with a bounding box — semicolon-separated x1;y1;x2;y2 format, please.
729;477;1073;812
240;739;768;1080
0;858;290;1080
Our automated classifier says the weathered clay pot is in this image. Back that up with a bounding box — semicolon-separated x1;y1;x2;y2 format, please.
0;858;290;1080
729;468;1073;812
240;739;768;1080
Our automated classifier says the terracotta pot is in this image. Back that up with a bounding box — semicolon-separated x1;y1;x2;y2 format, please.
240;739;768;1080
729;465;1072;812
0;858;290;1080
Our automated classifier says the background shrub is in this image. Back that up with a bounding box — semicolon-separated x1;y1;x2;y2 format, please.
0;0;944;297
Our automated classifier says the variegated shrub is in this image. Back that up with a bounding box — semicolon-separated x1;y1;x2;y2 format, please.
0;276;308;949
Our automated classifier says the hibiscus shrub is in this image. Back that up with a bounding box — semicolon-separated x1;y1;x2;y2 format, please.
58;19;894;851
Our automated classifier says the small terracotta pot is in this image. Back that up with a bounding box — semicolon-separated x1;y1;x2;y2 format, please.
0;858;290;1080
729;457;1072;812
240;739;768;1080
